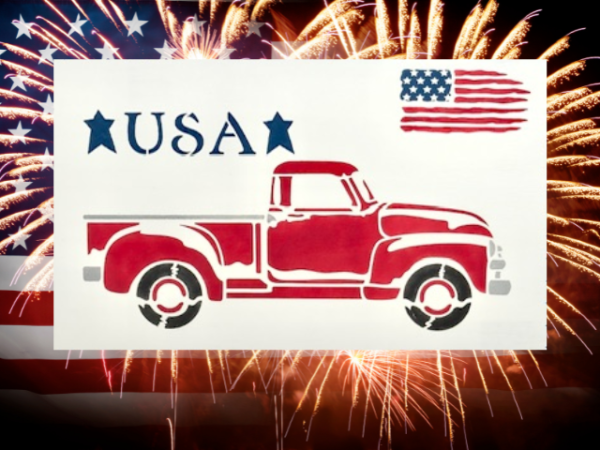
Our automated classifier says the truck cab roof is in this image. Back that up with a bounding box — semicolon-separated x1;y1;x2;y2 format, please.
274;161;358;177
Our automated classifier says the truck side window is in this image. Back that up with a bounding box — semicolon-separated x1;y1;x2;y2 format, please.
291;175;355;210
270;176;292;208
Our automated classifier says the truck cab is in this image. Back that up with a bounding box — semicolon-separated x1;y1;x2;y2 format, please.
267;161;381;282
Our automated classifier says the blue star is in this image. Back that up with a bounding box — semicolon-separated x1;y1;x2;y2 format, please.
85;110;115;153
264;112;294;154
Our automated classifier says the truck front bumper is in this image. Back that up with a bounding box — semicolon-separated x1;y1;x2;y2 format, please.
487;241;511;295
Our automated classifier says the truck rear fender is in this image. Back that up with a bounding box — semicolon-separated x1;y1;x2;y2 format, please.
103;225;224;300
367;236;488;294
88;222;139;254
137;222;224;268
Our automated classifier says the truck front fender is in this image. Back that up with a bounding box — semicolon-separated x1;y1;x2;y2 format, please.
368;234;489;294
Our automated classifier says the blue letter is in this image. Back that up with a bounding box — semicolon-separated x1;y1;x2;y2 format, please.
210;113;255;155
172;113;204;155
126;112;164;155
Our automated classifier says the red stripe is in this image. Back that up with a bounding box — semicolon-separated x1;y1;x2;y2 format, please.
402;106;526;114
0;291;53;326
455;97;527;104
401;125;520;133
456;87;530;95
454;70;507;77
401;116;526;124
455;78;523;85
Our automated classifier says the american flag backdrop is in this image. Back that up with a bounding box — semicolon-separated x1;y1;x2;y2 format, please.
0;1;278;446
400;69;530;133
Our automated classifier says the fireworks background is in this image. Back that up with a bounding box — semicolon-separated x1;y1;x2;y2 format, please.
0;0;600;448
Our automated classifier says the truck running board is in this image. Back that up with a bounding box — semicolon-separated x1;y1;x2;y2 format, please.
227;286;362;299
226;279;269;290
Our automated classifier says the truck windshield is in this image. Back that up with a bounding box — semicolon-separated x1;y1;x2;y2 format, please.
351;175;376;205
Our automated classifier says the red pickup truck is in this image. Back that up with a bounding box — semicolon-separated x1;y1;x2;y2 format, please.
84;160;510;331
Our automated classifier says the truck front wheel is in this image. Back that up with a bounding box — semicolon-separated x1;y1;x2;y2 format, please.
136;263;204;328
403;264;472;331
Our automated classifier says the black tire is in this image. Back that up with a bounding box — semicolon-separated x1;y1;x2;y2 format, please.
403;264;472;331
136;263;203;329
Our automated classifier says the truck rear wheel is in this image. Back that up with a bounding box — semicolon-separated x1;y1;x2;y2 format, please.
403;264;471;331
136;263;203;328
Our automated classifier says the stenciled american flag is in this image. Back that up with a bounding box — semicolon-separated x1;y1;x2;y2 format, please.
400;69;530;133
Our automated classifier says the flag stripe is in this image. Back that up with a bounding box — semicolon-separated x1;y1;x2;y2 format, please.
0;291;53;325
401;125;521;133
454;70;507;77
0;390;271;426
0;353;553;396
0;256;53;292
455;78;523;85
0;326;73;359
455;96;527;104
401;116;526;124
0;325;282;360
455;87;530;95
0;358;226;394
402;106;526;114
0;324;520;362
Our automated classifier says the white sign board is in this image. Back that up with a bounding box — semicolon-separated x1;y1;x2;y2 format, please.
54;60;546;350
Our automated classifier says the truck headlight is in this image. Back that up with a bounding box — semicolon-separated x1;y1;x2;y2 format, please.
488;240;496;258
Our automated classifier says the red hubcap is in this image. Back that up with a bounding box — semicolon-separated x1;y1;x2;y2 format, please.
419;279;455;316
151;279;187;314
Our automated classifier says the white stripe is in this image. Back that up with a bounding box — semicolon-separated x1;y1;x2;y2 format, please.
404;101;527;108
0;327;334;360
0;390;270;426
0;326;89;360
0;326;260;360
401;121;524;127
0;326;522;360
0;256;53;292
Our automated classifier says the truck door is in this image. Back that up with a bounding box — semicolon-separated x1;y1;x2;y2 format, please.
267;174;380;280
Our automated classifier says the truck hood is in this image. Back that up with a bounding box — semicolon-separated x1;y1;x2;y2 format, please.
379;203;492;237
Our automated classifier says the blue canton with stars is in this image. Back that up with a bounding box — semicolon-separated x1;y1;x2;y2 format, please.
0;1;273;256
400;69;453;102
